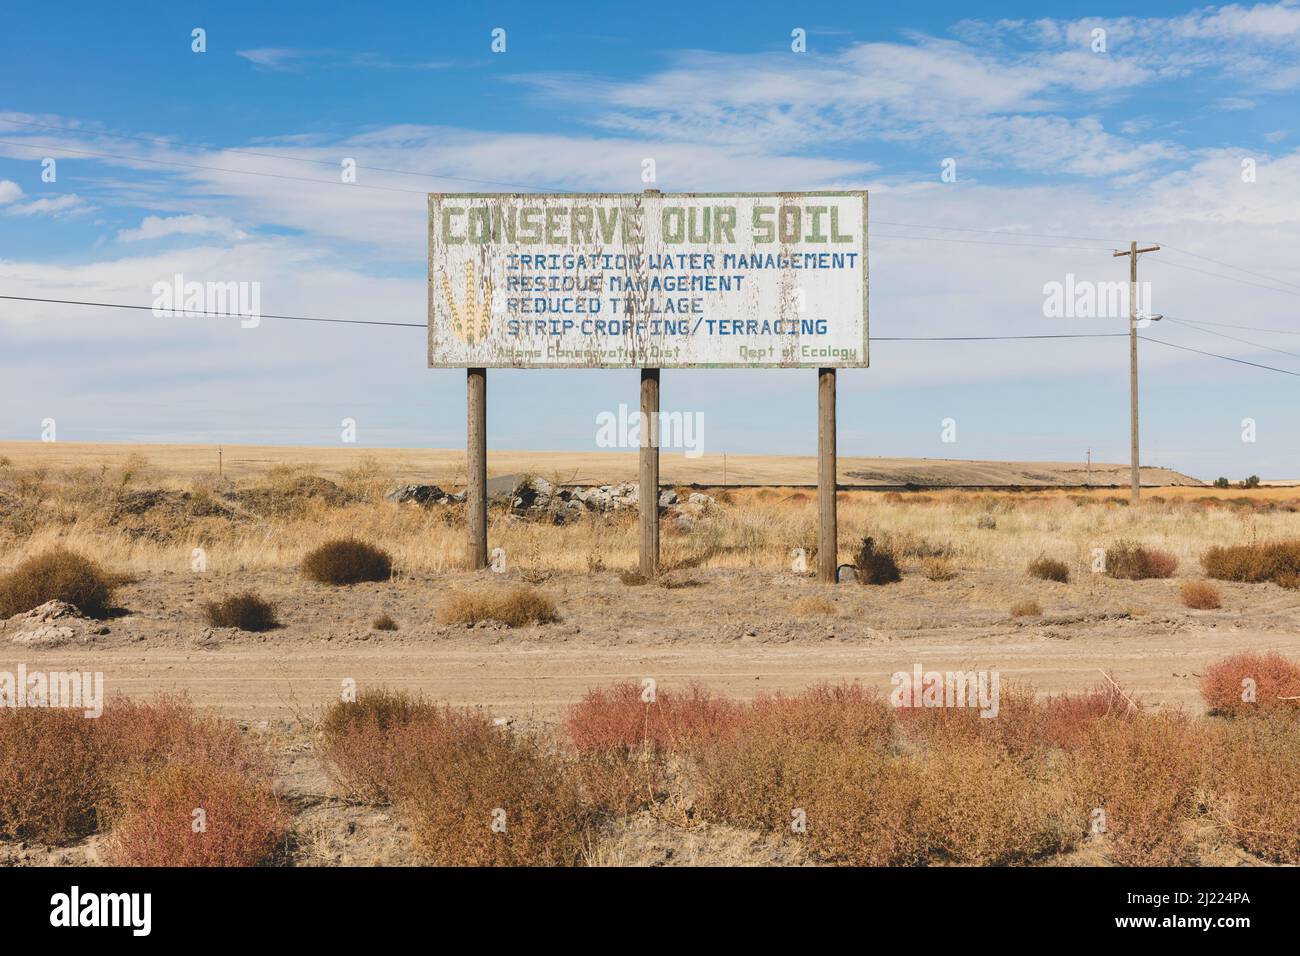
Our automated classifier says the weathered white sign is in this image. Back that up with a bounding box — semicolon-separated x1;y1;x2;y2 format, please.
427;191;867;368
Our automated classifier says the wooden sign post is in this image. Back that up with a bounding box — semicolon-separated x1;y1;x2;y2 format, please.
467;367;488;570
818;367;837;583
427;191;867;577
639;368;660;576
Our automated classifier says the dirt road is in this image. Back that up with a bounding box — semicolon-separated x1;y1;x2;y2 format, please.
8;632;1298;721
6;565;1296;720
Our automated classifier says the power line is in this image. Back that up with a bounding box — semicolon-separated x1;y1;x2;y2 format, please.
1149;257;1300;299
874;333;1127;341
1161;315;1300;336
5;291;1297;379
0;292;1128;339
874;219;1128;244
0;294;424;328
1158;242;1300;295
872;232;1115;252
1139;335;1300;377
1163;316;1300;360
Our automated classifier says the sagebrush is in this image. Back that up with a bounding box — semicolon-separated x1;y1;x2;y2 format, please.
301;538;393;585
0;547;118;618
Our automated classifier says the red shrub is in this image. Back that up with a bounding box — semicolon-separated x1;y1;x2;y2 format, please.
564;682;743;753
100;697;284;866
1180;580;1222;610
107;759;288;866
1105;540;1178;580
1143;549;1179;579
896;680;1135;756
0;708;106;843
1201;651;1300;716
1039;684;1137;749
690;689;1076;866
390;713;592;866
0;696;275;854
747;683;895;749
316;690;489;804
1213;713;1300;863
1071;713;1210;865
99;694;266;783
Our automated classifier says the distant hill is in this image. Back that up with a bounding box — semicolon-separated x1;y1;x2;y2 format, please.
840;458;1204;488
0;442;1205;489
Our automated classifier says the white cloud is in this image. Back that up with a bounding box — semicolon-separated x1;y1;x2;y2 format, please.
116;214;248;243
1188;1;1300;40
1045;5;1300;89
517;38;1180;177
0;121;872;261
346;53;451;70
0;180;23;204
235;48;451;72
1260;63;1300;89
4;193;89;217
513;4;1300;178
235;48;318;70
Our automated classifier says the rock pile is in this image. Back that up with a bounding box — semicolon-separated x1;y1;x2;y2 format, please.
387;476;715;525
4;600;92;648
387;484;464;505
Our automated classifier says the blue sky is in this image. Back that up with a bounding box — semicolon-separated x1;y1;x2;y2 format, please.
1;0;1298;479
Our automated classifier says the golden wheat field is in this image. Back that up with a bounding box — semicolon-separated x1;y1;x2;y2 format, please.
2;441;1300;868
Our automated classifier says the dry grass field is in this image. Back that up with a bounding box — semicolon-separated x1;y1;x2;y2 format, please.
2;442;1299;867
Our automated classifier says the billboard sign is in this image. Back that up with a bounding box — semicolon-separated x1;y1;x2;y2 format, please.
428;191;867;369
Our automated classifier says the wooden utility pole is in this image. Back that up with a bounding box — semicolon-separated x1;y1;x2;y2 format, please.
639;368;660;577
467;367;488;569
1113;241;1160;505
818;367;837;583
